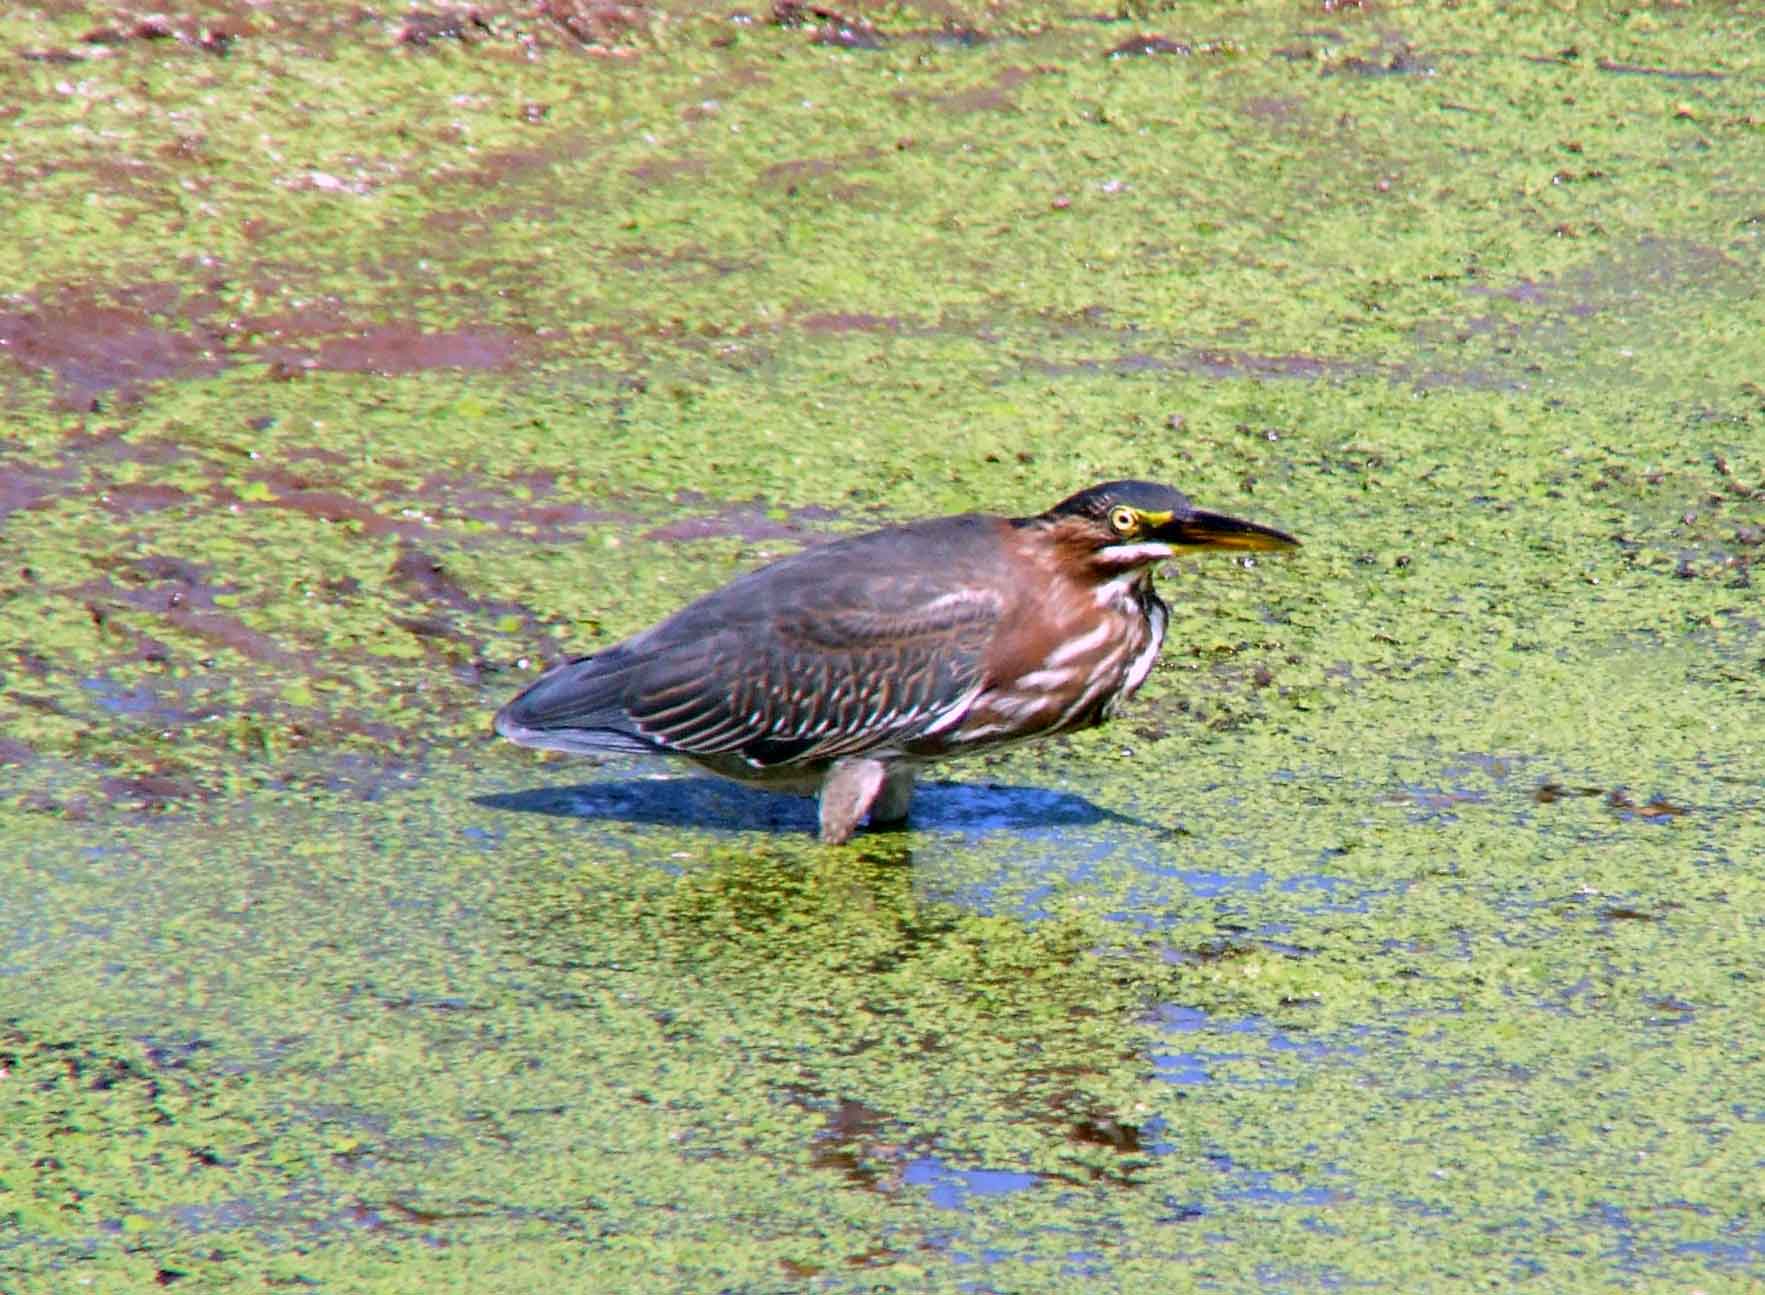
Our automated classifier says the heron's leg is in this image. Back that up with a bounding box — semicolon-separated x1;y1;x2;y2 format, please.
819;758;887;844
869;765;916;825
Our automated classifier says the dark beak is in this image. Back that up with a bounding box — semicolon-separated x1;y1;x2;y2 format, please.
1154;507;1300;552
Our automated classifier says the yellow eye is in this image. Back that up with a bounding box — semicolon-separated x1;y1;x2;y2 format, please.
1108;506;1137;535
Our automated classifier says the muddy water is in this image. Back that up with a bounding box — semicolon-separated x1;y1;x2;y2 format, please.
3;2;1764;1291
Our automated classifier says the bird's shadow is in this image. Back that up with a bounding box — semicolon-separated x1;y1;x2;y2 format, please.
475;775;1162;837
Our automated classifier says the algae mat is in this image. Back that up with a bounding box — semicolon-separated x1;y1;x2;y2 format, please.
3;2;1763;1290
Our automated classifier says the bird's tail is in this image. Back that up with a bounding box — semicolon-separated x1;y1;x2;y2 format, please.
493;648;659;756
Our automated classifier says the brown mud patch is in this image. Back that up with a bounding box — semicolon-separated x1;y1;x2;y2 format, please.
1241;94;1308;124
1106;36;1203;60
303;325;523;375
1;288;535;407
1463;237;1747;320
1026;346;1427;388
758;149;886;190
797;311;903;335
1594;58;1724;82
0;296;227;409
932;66;1044;113
0;458;81;519
409;470;638;542
642;495;844;542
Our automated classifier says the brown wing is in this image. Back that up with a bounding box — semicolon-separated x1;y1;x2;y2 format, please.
619;592;1002;765
495;515;1013;766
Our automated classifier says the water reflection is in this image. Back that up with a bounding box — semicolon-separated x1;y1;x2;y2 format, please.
478;774;1148;836
903;1156;1040;1210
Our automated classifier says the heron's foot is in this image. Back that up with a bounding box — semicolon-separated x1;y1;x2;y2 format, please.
868;766;916;826
819;758;886;844
819;760;917;842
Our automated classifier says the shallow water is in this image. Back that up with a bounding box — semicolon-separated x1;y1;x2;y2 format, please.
3;1;1764;1290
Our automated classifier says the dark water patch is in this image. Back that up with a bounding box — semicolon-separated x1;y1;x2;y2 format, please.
1143;864;1274;899
1478;237;1746;309
1153;1003;1214;1033
1151;1046;1237;1087
1160;937;1283;968
1641;995;1696;1028
15;154;177;214
1176;1148;1355;1232
482;774;821;835
425;201;540;238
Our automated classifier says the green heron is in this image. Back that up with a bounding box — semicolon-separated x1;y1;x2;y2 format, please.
495;481;1298;843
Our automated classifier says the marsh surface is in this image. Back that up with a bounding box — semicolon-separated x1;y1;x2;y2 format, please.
3;2;1762;1290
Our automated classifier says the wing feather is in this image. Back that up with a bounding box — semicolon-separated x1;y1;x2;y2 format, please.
618;596;1002;766
496;514;1015;766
